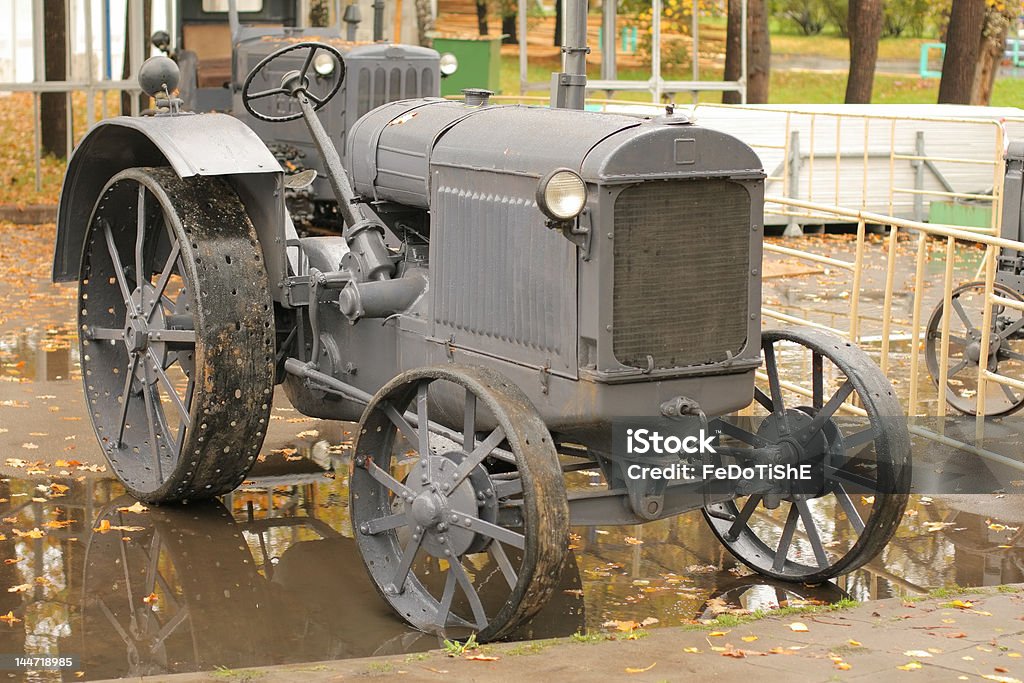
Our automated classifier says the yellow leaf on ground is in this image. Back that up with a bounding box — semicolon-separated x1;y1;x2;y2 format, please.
683;647;700;653
11;528;44;539
93;519;111;533
624;536;644;545
897;662;922;671
709;630;730;637
903;650;932;658
7;584;29;593
142;592;158;604
0;611;19;625
982;676;1022;683
949;600;974;609
848;640;862;647
464;654;499;661
789;622;809;632
861;495;875;505
116;502;148;514
836;662;852;671
625;663;656;673
741;635;758;642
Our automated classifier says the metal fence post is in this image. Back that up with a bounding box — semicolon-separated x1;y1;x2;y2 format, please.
783;130;803;237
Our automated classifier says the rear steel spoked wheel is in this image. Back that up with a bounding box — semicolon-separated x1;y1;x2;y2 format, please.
350;365;569;641
926;281;1024;417
704;328;910;583
79;167;275;502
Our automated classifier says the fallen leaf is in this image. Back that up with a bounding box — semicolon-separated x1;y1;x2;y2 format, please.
7;584;29;593
625;663;656;673
982;676;1022;683
897;662;923;671
861;495;875;505
848;640;862;647
836;662;852;670
709;630;731;637
904;650;932;658
142;592;158;604
464;654;499;661
624;536;644;546
789;622;809;632
742;635;758;642
683;647;701;654
93;519;111;533
11;528;44;539
116;501;148;514
0;611;19;625
949;600;974;610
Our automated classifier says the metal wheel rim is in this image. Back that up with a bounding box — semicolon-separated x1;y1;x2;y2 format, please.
350;364;569;641
78;167;275;502
705;328;911;583
925;281;1024;417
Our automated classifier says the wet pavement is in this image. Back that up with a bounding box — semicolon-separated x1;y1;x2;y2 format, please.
1;223;1024;680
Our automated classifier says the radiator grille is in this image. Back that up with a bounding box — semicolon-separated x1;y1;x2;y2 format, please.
354;65;435;119
612;180;750;370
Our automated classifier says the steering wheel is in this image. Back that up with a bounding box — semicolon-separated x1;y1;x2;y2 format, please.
242;42;346;123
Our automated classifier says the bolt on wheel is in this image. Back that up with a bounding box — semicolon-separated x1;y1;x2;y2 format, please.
78;167;275;502
350;365;569;641
925;281;1024;417
704;328;910;583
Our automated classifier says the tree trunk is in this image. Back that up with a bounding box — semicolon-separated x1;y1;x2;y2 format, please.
844;0;883;103
747;0;770;103
938;0;986;104
309;0;330;26
121;0;153;115
502;14;518;43
41;0;67;158
971;5;1014;105
722;0;743;103
415;0;436;46
477;0;489;35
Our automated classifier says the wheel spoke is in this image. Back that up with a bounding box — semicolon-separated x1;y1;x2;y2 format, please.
449;427;506;491
812;352;824;410
301;47;318;80
999;348;1024;362
247;87;286;100
436;569;457;628
725;494;762;542
383;402;419;452
1000;382;1019;405
147;348;190;429
141;365;165;484
998;316;1024;341
135;184;147;293
87;327;123;340
176;374;195;454
951;297;976;332
947;334;970;347
772;503;800;572
833;484;866;534
490;541;519;590
800;380;854;443
945;358;969;378
364;511;409;535
152;605;190;648
103;219;134;303
714;419;769;448
826;467;879;493
147;240;181;322
155;329;196;344
364;458;414;499
114;352;140;447
391;532;423;594
753;386;773;412
763;343;789;434
417;382;430;461
451;515;525;550
493;478;523;498
795;500;829;568
447;549;488;629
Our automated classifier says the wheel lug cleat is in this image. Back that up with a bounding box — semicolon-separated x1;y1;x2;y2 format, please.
359;523;369;534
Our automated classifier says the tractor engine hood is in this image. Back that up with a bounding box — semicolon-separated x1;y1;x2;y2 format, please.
345;99;764;208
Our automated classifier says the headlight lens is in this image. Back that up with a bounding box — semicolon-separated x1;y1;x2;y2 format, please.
313;52;336;76
439;52;459;76
537;169;586;221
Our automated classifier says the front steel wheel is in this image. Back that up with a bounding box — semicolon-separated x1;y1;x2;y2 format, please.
78;167;275;502
704;328;910;583
350;365;569;641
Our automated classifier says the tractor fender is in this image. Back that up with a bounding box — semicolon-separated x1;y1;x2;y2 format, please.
52;113;290;303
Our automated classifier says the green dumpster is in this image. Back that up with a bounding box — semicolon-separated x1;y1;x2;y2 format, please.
430;34;504;97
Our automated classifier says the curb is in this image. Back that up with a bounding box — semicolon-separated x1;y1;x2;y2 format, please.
0;204;58;224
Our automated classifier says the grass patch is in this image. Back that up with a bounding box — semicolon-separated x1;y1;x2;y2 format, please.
211;666;263;681
365;661;395;674
683;596;860;631
504;639;558;656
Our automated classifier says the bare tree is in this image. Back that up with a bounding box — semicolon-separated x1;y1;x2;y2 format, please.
478;0;490;35
844;0;883;103
747;0;771;103
938;0;986;104
309;0;330;25
415;0;436;45
723;0;743;104
121;0;153;115
41;0;67;158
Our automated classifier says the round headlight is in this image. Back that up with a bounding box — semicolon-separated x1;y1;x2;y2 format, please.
313;52;336;76
439;52;459;77
537;169;586;221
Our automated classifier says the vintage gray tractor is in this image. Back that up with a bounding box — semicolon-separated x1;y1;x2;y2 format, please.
151;0;453;226
53;43;910;640
925;143;1024;417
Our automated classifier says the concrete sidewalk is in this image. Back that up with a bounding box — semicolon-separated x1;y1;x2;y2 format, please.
103;585;1024;683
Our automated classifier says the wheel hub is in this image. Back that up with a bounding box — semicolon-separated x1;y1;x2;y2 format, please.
121;284;169;382
402;455;486;558
756;409;830;499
